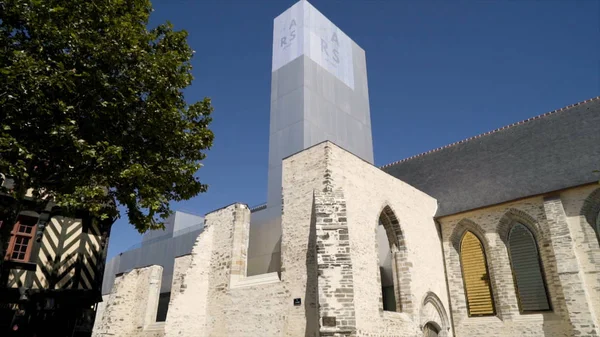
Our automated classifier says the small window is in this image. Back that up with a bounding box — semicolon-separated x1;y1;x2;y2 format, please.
508;223;551;312
4;215;38;262
460;231;495;316
156;292;171;322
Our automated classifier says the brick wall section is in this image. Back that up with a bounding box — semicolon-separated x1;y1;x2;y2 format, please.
165;204;288;337
570;187;600;326
229;205;250;283
164;223;214;336
542;195;599;337
279;141;330;337
439;184;600;337
92;265;164;337
315;188;356;336
168;254;192;307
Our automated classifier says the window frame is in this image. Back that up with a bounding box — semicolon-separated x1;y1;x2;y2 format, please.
506;222;552;314
377;208;405;313
378;219;400;312
459;231;496;317
4;215;38;263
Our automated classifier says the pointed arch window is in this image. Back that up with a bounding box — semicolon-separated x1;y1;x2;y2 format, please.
460;231;495;316
378;218;397;311
507;223;551;312
377;206;408;313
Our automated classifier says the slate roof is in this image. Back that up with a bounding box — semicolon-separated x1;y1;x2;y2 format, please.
381;97;600;217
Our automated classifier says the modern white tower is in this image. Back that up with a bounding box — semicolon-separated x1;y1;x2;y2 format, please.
248;0;374;275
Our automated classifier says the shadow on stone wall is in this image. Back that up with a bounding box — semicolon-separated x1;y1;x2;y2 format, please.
305;199;319;337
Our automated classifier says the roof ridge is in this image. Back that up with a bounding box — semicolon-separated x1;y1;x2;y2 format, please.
380;96;600;169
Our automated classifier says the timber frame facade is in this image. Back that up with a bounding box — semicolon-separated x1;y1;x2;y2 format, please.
0;186;113;337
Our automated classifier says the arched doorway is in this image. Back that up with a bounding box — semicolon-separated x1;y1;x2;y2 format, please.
423;322;440;337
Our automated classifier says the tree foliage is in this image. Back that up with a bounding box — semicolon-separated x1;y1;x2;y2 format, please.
0;0;214;235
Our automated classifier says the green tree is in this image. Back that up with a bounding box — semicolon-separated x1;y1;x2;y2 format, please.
0;0;214;261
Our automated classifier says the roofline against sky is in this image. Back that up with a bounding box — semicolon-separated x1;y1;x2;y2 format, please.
380;95;600;170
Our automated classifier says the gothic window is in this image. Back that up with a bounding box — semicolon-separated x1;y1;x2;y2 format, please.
378;219;397;311
377;206;405;312
507;223;551;312
423;322;440;337
460;231;495;316
4;215;38;262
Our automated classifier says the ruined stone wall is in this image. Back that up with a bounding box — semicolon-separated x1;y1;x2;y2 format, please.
438;184;600;337
314;188;356;336
92;265;164;337
97;141;331;337
322;142;452;337
92;295;109;335
164;204;287;337
91;141;599;337
166;141;451;337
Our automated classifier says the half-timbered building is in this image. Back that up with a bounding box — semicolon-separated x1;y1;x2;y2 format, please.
1;178;112;337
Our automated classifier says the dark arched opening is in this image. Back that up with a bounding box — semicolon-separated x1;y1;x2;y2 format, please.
423;322;440;337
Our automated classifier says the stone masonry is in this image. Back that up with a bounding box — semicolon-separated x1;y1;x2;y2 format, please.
315;188;356;336
94;142;452;336
93;142;599;337
93;265;164;337
439;184;600;337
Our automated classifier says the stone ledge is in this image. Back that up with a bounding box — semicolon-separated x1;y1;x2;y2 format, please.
382;310;413;323
459;316;503;325
144;322;165;331
230;272;280;289
509;312;562;323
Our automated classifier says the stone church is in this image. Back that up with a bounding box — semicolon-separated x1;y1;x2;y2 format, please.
93;1;600;336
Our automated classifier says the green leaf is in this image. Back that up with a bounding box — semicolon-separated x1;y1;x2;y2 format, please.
0;0;214;233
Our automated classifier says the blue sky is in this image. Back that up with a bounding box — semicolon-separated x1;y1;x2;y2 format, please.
106;0;599;259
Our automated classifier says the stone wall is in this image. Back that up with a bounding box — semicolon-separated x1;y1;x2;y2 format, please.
165;141;451;337
438;184;600;337
165;204;288;337
92;141;600;337
314;188;356;336
92;265;164;337
320;142;452;337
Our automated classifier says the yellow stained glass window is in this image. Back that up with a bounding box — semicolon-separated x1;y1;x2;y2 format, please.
460;231;495;316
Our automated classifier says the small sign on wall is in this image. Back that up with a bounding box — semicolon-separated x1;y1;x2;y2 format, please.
323;316;336;327
293;298;301;306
